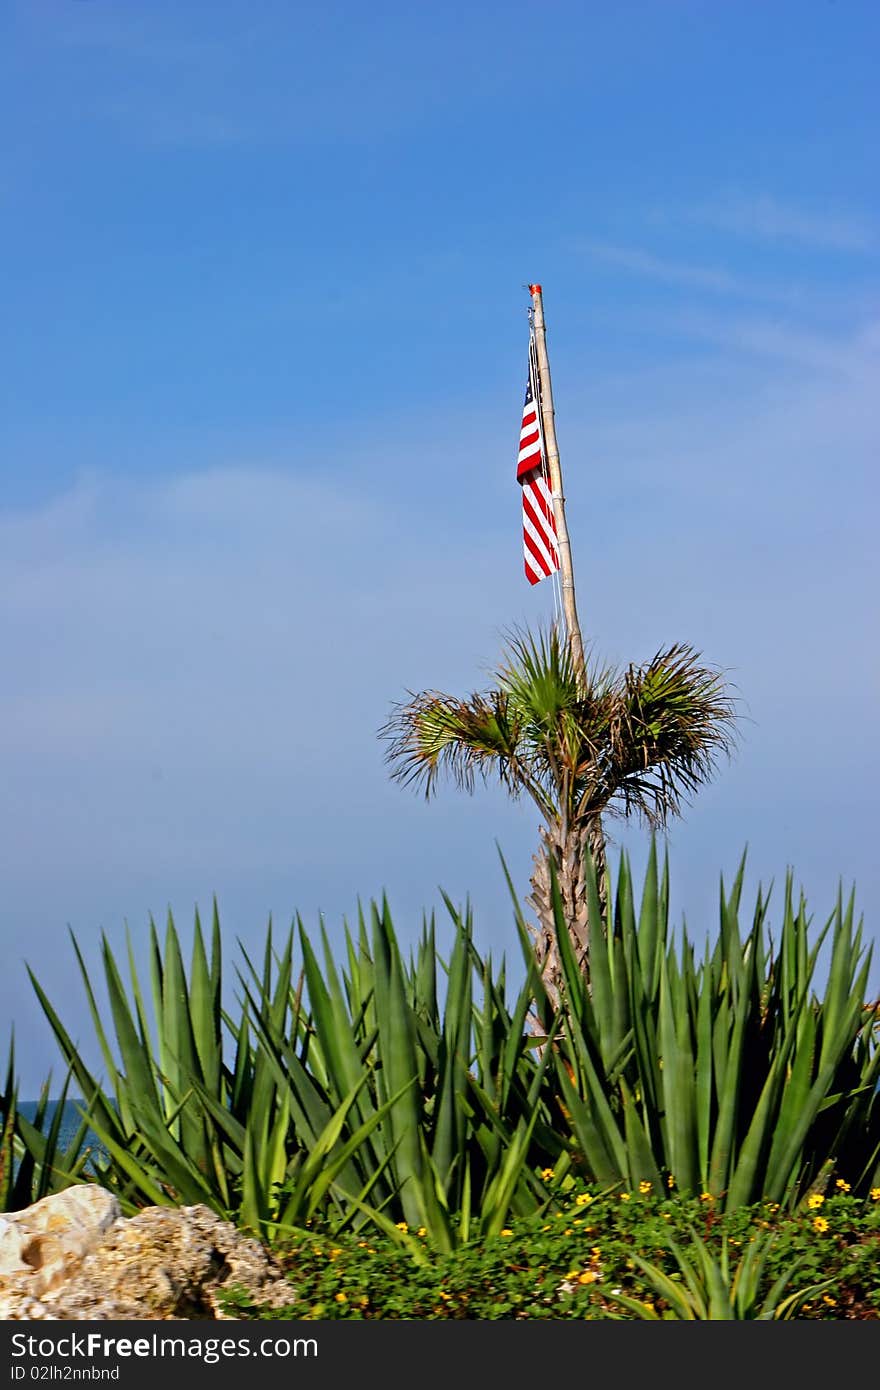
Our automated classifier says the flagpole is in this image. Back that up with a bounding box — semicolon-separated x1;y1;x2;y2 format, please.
528;283;587;686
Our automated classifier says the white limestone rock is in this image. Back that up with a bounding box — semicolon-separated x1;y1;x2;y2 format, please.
0;1187;295;1320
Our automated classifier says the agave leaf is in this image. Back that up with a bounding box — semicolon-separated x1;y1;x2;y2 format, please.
554;1060;622;1184
302;927;363;1108
629;1251;702;1319
100;934;164;1121
620;1079;662;1192
299;1078;410;1221
26;965;123;1143
189;908;222;1096
657;953;697;1191
480;1111;540;1237
370;901;423;1227
431;920;472;1193
636;840;662;997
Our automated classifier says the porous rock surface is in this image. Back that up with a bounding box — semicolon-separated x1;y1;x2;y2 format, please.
0;1187;294;1320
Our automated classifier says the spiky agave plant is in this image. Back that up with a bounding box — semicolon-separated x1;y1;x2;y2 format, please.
25;899;562;1243
381;625;736;1003
518;842;880;1205
603;1228;837;1320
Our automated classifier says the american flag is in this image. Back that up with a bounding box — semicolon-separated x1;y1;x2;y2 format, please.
516;334;559;586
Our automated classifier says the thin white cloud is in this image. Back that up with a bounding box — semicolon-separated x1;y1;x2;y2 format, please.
13;3;526;151
18;0;227;66
689;193;876;253
577;240;743;293
667;311;880;374
0;467;518;785
572;240;808;308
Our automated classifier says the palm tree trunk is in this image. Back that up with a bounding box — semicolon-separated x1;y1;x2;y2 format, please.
526;815;607;1009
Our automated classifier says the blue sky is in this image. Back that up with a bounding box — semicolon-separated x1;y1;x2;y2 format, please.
2;1;878;1091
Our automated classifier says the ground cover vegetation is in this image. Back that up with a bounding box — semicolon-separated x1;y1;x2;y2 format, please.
221;1185;880;1320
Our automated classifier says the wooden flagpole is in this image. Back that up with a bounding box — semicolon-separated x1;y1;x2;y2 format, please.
528;283;586;686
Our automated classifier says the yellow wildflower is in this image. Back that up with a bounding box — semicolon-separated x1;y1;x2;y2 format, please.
639;1181;651;1195
540;1168;555;1181
591;1246;601;1256
575;1192;593;1207
500;1228;513;1237
564;1228;573;1235
578;1270;599;1284
335;1292;347;1303
667;1174;675;1188
700;1192;714;1203
813;1216;829;1233
662;1212;671;1220
835;1179;851;1193
438;1291;451;1301
807;1194;825;1209
395;1222;409;1233
823;1295;837;1307
871;1187;880;1202
417;1227;427;1237
619;1192;631;1202
328;1247;342;1259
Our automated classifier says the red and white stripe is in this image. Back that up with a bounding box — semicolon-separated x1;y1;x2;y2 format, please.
521;469;559;586
516;337;559;586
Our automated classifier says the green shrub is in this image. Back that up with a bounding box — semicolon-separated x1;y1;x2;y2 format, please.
220;1186;880;1319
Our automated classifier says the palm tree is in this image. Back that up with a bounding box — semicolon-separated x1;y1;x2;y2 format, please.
380;626;737;1006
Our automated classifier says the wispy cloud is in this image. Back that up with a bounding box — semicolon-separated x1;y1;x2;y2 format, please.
572;240;807;307
667;311;880;375
15;3;525;151
21;0;225;66
688;193;876;253
576;240;743;294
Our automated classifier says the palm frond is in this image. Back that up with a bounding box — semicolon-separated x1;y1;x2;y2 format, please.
381;627;738;844
602;644;738;828
379;688;544;806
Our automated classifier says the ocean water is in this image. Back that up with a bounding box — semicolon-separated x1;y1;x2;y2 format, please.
17;1099;108;1164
